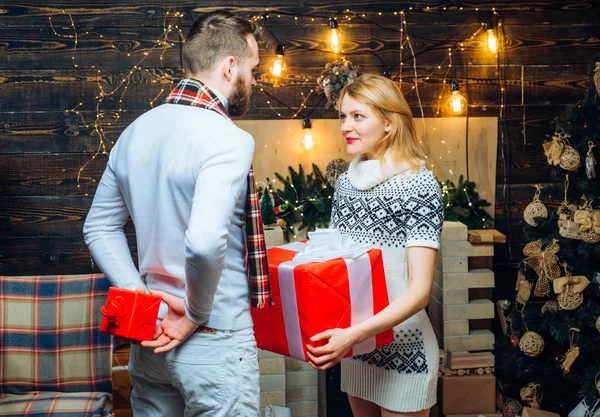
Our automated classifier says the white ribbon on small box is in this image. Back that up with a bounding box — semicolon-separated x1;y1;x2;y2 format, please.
277;229;378;360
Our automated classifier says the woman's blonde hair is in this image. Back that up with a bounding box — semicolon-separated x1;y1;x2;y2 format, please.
339;74;426;169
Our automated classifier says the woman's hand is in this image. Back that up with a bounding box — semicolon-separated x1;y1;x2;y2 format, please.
305;327;361;370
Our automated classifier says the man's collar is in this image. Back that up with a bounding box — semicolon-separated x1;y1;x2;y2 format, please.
188;77;228;110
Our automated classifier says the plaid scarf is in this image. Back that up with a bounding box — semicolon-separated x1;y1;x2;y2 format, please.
164;78;271;308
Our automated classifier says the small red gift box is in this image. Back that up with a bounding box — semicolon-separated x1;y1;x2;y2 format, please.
251;241;394;361
100;288;161;342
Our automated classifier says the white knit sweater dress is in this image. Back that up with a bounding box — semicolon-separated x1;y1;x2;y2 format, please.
331;157;443;412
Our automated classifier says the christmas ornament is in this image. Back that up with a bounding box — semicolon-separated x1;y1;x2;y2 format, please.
574;196;600;244
520;382;542;409
594;62;600;95
558;175;582;240
503;398;524;417
520;331;545;357
325;158;349;188
560;140;582;172
561;328;581;373
542;300;559;314
553;270;590;311
516;269;532;305
543;134;565;166
596;316;600;332
316;59;362;109
524;184;548;227
586;141;597;179
523;239;561;297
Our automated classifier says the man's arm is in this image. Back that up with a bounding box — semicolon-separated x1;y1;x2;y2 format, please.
183;127;255;325
83;160;145;290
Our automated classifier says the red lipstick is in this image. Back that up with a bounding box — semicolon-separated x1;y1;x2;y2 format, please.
346;137;359;144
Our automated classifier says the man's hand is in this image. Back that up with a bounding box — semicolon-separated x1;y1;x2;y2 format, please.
141;290;200;353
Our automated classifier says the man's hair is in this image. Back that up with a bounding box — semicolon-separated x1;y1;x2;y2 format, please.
182;11;261;75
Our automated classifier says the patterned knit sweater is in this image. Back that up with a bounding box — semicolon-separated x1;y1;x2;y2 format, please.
331;163;443;412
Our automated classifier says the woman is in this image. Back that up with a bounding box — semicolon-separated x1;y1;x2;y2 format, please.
306;74;443;417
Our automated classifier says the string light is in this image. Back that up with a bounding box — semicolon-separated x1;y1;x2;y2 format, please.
51;10;183;189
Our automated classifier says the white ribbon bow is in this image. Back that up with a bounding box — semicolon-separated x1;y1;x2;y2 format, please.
292;228;371;261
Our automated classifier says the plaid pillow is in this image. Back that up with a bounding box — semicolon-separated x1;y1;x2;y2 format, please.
0;274;112;394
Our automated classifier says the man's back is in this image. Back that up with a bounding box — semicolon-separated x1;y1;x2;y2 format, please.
84;103;255;329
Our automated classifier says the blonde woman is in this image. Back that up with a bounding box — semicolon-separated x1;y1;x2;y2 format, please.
307;74;443;417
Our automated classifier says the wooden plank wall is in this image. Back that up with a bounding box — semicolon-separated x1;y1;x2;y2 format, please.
1;1;599;299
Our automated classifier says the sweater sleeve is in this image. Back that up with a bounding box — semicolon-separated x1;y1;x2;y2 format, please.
404;172;444;249
183;126;255;325
83;153;146;290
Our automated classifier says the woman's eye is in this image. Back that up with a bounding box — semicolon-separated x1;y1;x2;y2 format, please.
355;114;363;119
340;115;346;121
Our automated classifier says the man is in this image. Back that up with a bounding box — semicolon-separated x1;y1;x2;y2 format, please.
84;11;269;417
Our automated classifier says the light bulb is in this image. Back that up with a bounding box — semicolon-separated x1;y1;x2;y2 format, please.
487;29;497;53
302;119;315;150
448;80;467;115
484;20;497;53
329;19;341;54
270;45;285;77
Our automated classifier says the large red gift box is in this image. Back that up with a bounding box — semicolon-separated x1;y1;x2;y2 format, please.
251;241;394;361
100;288;161;342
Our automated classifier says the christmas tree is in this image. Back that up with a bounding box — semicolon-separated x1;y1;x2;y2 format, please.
440;175;493;229
496;55;600;416
270;164;334;240
260;187;277;226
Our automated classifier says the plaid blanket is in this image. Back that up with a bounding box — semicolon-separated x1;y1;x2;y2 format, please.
0;274;112;396
0;392;114;417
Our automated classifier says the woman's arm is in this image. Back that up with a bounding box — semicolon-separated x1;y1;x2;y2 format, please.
306;246;437;370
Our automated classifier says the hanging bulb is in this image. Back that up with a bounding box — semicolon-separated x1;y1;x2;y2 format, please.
329;19;341;54
448;80;467;115
302;119;315;150
484;20;497;53
270;44;285;77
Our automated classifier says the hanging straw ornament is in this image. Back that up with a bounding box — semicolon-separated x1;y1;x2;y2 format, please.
586;142;597;179
520;382;542;409
325;158;349;187
558;175;582;240
542;133;565;166
559;135;582;172
520;331;545;357
596;316;600;332
561;328;581;373
516;269;532;305
523;239;561;297
524;184;548;227
503;399;523;417
553;266;590;311
574;196;600;244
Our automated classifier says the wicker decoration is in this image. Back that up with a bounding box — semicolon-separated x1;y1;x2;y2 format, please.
523;239;561;297
325;158;350;188
574;197;600;244
559;142;582;172
586;141;597;180
542;134;565;166
542;300;559;314
596;316;600;332
524;184;548;227
503;399;524;417
520;331;545;357
553;271;590;311
520;382;542;409
561;328;581;374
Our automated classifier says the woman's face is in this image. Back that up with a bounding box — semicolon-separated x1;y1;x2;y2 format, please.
340;94;391;159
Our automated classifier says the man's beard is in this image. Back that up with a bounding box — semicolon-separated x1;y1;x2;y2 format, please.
228;73;251;117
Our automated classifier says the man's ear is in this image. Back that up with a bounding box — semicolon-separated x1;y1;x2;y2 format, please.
224;55;236;81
